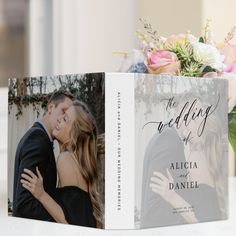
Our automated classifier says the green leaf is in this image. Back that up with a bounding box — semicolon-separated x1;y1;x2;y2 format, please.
229;106;236;122
202;65;217;73
232;106;236;113
199;37;205;43
229;108;236;152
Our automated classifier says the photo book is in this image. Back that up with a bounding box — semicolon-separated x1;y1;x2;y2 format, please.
8;73;228;229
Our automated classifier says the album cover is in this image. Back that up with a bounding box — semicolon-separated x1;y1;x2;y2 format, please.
135;74;228;228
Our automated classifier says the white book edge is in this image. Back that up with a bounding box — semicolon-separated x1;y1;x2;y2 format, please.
105;73;135;229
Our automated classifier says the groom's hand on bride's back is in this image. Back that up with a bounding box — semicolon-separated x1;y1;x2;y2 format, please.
21;167;45;201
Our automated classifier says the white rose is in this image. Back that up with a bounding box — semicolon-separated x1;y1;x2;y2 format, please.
192;42;225;72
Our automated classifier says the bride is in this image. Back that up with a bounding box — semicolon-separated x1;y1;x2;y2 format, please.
20;100;103;228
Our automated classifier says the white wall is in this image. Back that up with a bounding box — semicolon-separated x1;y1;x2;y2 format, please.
29;0;53;75
53;0;137;74
138;0;203;37
0;88;8;216
29;0;137;76
202;0;236;44
138;0;236;44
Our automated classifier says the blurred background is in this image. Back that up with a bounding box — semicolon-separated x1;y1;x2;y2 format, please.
0;0;235;175
0;0;26;86
1;0;236;86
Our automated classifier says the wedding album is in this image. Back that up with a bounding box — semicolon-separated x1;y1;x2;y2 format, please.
8;73;228;229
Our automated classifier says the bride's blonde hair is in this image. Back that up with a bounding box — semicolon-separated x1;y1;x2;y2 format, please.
201;113;228;218
64;100;103;228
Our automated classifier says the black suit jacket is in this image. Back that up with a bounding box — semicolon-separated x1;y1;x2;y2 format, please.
12;122;57;221
140;128;187;228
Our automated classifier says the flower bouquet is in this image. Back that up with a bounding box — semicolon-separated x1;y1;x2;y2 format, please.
120;19;236;154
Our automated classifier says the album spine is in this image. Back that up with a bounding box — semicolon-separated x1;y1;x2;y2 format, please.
105;73;135;229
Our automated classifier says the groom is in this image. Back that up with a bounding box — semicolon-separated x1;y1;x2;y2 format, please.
12;90;74;221
140;127;187;228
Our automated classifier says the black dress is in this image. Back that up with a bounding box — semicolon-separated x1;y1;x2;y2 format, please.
55;186;96;227
184;183;222;222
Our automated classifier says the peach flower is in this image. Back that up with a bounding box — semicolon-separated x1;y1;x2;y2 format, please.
165;33;197;46
220;43;236;73
222;73;236;112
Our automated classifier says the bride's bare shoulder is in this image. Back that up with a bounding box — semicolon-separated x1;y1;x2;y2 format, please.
56;151;78;186
57;151;72;161
57;151;72;162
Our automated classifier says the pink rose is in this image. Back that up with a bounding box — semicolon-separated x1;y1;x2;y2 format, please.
228;78;236;112
147;50;180;75
220;43;236;73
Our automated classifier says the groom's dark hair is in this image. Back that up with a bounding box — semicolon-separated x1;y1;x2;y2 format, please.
49;90;74;106
44;90;75;114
